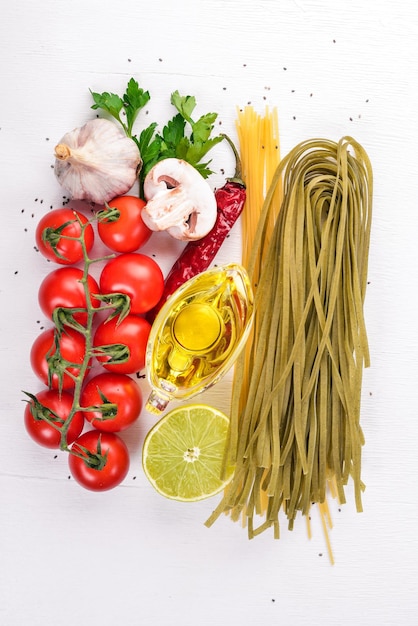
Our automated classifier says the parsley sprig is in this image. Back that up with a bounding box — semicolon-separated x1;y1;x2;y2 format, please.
90;77;150;138
90;77;224;197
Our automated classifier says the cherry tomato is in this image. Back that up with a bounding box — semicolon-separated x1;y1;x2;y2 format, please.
97;195;152;253
80;372;143;432
24;388;84;448
38;267;101;324
93;314;151;374
68;430;130;491
99;253;164;315
35;208;94;265
30;326;87;390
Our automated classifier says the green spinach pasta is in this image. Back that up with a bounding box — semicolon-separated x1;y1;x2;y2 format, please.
206;136;373;545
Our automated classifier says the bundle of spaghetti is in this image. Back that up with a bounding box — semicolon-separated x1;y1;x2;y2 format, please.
235;105;282;276
232;106;282;452
207;136;373;539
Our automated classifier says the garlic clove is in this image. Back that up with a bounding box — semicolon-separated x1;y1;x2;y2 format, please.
142;158;217;241
54;118;141;205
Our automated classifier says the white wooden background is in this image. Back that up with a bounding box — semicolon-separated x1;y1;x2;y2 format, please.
1;1;417;624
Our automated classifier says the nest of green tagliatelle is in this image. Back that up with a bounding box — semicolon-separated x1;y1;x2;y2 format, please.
206;136;373;543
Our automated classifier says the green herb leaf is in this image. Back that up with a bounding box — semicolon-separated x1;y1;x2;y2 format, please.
123;77;150;136
90;90;125;126
138;123;163;177
162;114;186;153
170;91;196;122
191;112;218;143
90;78;150;138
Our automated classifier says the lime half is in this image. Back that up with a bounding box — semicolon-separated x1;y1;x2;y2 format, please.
142;404;234;502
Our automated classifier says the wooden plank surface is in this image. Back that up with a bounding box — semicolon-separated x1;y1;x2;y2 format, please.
1;1;417;624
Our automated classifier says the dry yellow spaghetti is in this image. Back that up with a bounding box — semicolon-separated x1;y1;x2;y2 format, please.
232;106;282;454
206;136;373;544
235;105;282;276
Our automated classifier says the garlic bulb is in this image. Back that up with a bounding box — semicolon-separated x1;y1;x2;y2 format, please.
54;118;141;204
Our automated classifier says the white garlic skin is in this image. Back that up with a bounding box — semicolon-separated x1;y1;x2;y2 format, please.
54;118;141;204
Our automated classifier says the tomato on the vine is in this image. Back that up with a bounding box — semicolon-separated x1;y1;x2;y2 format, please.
30;326;88;390
80;372;143;432
35;208;94;265
38;267;100;324
97;195;152;253
93;313;151;374
68;430;130;491
99;253;164;315
24;388;84;448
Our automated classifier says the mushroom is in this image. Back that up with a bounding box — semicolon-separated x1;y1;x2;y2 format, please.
141;158;217;241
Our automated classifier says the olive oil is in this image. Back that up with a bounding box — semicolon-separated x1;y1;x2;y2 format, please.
145;263;254;414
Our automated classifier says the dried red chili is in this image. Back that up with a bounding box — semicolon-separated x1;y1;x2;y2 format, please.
147;135;246;322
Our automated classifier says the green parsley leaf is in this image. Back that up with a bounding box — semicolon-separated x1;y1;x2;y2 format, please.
123;77;150;136
170;91;196;123
90;78;149;137
90;91;125;126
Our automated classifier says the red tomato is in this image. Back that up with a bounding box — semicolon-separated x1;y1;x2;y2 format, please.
80;372;143;432
30;326;87;390
35;208;94;265
38;267;101;324
24;389;84;448
68;430;130;491
99;253;164;315
93;314;151;374
97;195;152;253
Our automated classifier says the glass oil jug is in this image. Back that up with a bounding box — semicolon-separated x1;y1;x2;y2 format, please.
145;263;254;414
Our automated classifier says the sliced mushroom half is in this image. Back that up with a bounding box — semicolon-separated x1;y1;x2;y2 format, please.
141;158;217;241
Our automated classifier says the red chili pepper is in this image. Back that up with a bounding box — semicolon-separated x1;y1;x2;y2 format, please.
147;135;246;323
